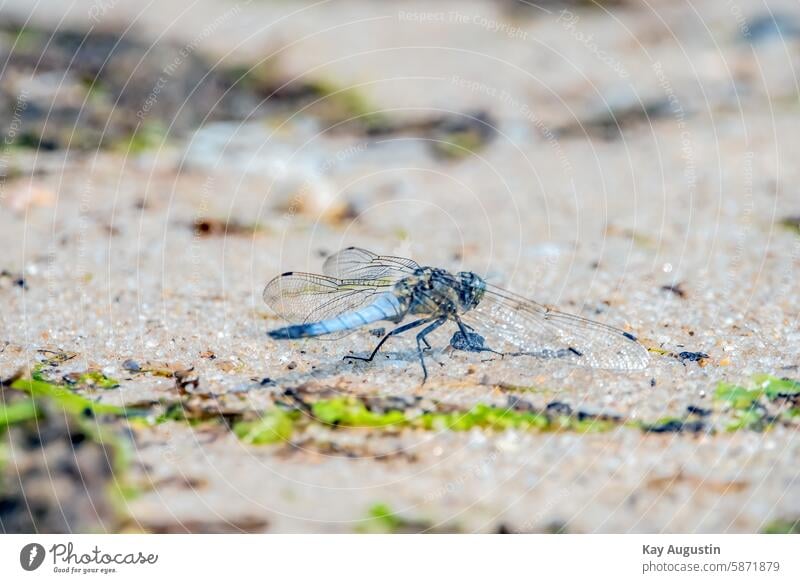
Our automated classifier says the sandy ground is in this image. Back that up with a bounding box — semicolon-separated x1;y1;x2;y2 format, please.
1;0;799;532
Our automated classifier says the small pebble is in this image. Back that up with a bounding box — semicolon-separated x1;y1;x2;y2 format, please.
122;359;141;372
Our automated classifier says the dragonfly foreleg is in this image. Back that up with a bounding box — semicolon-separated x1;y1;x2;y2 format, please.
344;317;433;364
415;317;447;383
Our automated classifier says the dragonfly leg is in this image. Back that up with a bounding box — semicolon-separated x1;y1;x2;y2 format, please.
420;335;432;351
458;320;476;333
415;317;447;383
344;318;432;364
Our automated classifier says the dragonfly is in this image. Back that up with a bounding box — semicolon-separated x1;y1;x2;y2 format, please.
263;247;649;381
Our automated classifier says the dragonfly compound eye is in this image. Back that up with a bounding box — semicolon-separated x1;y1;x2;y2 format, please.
457;271;485;310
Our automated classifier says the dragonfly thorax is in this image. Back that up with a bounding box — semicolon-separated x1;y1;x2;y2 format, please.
395;268;486;317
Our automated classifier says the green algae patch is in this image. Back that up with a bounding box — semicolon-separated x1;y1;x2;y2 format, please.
65;370;121;389
312;398;407;428
308;80;387;131
31;363;49;382
762;518;800;534
640;417;689;433
0;399;41;429
416;404;550;432
115;122;166;154
754;374;800;399
233;409;297;445
432;130;488;160
228;372;800;446
714;382;760;409
778;216;800;236
31;354;119;390
3;376;140;514
151;402;193;425
235;396;630;446
309;399;617;434
712;374;800;432
357;503;438;534
783;408;800;421
310;399;552;432
9;378;138;418
716;375;800;409
570;417;620;433
360;503;404;533
713;382;768;432
726;407;770;432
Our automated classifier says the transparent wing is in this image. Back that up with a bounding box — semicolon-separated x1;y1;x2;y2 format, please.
262;271;393;339
461;284;649;371
323;247;420;281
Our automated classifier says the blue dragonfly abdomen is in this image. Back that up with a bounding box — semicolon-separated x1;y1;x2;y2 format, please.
268;292;404;339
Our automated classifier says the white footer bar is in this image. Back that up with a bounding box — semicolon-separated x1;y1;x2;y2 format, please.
1;534;797;582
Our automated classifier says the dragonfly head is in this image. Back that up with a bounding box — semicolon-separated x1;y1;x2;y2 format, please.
456;271;486;311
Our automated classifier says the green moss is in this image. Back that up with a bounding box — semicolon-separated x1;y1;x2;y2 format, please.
72;371;120;389
357;502;440;533
81;77;110;103
754;374;800;399
236;397;629;445
360;503;403;533
224;62;281;93
570;417;620;433
308;80;386;130
778;217;800;235
309;398;553;432
139;401;227;427
89;422;138;502
714;382;761;409
0;399;41;429
711;374;800;431
10;378;131;417
417;403;550;432
714;375;800;422
726;407;768;432
432;130;488;160
5;377;139;508
641;416;683;430
226;372;800;445
115;122;166;154
12;26;40;51
713;381;776;431
312;81;372;114
31;357;119;390
312;398;407;428
153;403;189;424
31;363;48;382
762;518;800;534
782;408;800;420
233;409;297;445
